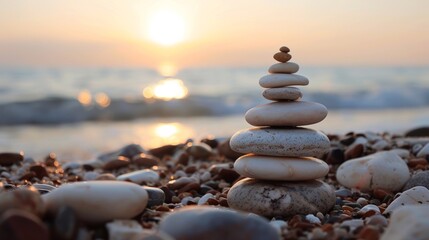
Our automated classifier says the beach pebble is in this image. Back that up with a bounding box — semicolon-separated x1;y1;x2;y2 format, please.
42;181;148;224
279;46;290;53
305;214;321;224
143;186;165;207
52;206;79;240
403;171;429;190
336;151;410;192
262;86;302;101
198;193;214;205
106;220;144;240
185;143;212;159
416;143;429;158
381;205;429;240
227;178;335;217
98;144;145;161
158;206;280;240
268;62;299;73
273;52;292;62
372;139;389;150
117;169;159;185
234;154;329;181
270;220;287;234
384;186;429;214
259;74;308;88
0;188;45;217
0;152;24;166
245;101;328;126
103;156;130;170
217;138;243;160
365;214;388;227
0;209;49;240
230;127;330;158
131;153;159;168
167;177;199;190
358;204;380;215
388;148;410;159
326;148;345;165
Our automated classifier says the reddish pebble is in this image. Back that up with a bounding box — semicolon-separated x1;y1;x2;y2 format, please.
273;52;292;63
357;226;380;240
345;143;364;160
0;209;49;240
279;46;290;53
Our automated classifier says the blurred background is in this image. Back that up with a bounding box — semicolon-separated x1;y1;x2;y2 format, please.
0;0;428;160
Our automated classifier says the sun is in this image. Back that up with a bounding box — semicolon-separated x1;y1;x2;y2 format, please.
147;9;186;46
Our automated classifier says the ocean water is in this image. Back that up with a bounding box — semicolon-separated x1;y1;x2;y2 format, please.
0;66;428;160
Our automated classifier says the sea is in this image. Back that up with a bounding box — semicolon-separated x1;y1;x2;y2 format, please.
0;66;428;161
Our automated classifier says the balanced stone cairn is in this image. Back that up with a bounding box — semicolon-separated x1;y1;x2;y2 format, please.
227;46;336;218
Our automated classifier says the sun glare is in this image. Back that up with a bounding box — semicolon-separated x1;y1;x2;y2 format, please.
147;9;186;46
143;78;188;101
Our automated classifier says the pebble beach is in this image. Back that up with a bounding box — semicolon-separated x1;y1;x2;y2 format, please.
1;128;429;240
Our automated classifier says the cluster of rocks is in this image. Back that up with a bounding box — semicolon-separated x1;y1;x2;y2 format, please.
227;46;335;217
0;128;429;239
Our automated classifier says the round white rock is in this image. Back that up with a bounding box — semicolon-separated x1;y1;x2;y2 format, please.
245;101;328;127
268;62;299;73
234;154;329;180
230;127;330;158
259;74;309;88
42;181;148;224
336;151;410;192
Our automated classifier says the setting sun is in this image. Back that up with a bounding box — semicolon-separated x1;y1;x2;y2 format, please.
147;9;186;46
143;78;189;100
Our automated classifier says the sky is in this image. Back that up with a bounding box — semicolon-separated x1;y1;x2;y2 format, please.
0;0;428;69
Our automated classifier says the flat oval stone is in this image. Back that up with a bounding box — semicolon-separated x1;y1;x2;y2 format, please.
259;74;309;88
158;206;280;240
262;87;302;101
42;181;148;224
268;62;299;73
227;178;335;217
245;101;328;126
273;52;292;63
234;154;329;181
230;127;330;158
0;152;24;166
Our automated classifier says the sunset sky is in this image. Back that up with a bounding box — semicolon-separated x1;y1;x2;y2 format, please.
1;0;428;69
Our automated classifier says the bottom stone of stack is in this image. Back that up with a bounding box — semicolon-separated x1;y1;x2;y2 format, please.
234;154;329;181
227;178;335;218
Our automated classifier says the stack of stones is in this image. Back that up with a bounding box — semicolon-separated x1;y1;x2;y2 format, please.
227;46;336;218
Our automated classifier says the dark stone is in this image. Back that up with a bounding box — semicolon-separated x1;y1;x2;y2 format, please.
185;143;212;159
335;188;352;198
149;144;180;158
325;148;345;164
403;171;429;190
132;153;159;168
0;209;49;240
29;165;49;179
143;186;165;207
345;144;364;160
200;138;219;149
217;138;243;160
340;136;356;146
405;127;429;137
102;156;130;170
0;152;24;166
213;168;240;183
53;206;79;240
160;186;175;204
98;144;145;162
159;206;280;240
